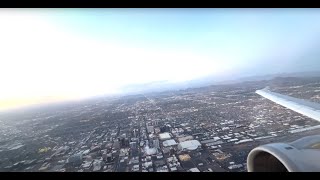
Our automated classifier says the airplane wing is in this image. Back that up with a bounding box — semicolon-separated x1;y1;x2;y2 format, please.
247;88;320;172
256;88;320;122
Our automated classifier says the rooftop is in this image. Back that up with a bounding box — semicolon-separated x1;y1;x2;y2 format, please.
177;140;201;151
189;168;200;172
163;139;178;147
159;133;171;140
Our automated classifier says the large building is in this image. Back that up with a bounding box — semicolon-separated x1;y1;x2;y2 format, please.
153;139;160;149
162;139;178;147
159;132;171;141
177;140;201;151
66;153;83;166
177;135;194;143
144;146;157;156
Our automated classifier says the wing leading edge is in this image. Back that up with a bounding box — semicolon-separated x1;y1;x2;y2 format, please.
256;88;320;122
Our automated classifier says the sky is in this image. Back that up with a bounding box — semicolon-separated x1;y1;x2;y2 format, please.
1;9;320;111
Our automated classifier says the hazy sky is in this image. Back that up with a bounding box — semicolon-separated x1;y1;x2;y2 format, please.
1;9;320;111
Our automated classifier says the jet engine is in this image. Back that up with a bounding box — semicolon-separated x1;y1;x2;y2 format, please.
247;135;320;172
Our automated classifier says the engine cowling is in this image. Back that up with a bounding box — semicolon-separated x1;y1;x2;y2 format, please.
247;135;320;172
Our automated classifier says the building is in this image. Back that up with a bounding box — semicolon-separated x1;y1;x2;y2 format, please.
144;146;157;156
105;142;113;150
119;138;125;148
92;160;102;171
130;142;137;149
120;138;130;148
106;153;113;162
132;129;138;138
200;137;221;144
162;139;178;147
170;148;176;156
228;164;243;170
153;139;160;149
177;135;194;143
159;132;171;141
162;147;171;155
120;133;127;139
119;148;129;157
189;168;200;172
102;151;113;162
131;149;139;157
160;125;170;133
153;120;158;126
66;153;83;166
178;154;191;161
147;126;154;134
132;164;139;172
154;127;161;134
177;140;201;151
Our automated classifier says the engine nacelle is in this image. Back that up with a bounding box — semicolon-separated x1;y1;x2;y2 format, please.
247;135;320;172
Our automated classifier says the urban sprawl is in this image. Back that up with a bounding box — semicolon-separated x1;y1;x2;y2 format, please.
1;77;320;172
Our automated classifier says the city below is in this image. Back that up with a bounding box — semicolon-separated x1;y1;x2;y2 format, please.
1;76;320;172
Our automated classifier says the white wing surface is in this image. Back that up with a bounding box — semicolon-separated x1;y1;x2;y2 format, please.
256;88;320;122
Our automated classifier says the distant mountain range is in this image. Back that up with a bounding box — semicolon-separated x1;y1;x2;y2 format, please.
2;71;320;115
119;71;320;95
